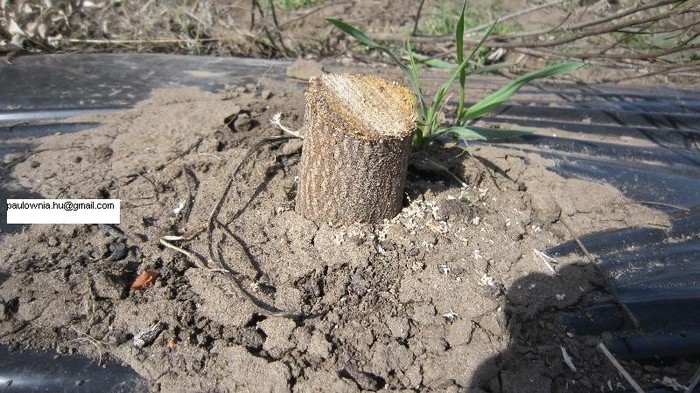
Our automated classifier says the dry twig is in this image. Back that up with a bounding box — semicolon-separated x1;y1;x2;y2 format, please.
371;0;697;80
686;365;700;393
462;0;567;35
597;342;645;393
533;249;560;276
411;0;427;37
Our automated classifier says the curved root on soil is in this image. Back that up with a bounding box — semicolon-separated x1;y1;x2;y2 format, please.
161;135;310;319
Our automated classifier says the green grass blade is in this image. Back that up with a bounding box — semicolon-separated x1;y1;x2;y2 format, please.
410;53;455;69
431;37;491;113
327;19;404;72
437;126;488;141
456;1;466;115
454;19;499;123
328;18;422;98
424;52;477;140
407;42;429;140
327;18;384;53
435;126;534;142
461;62;586;122
407;43;426;107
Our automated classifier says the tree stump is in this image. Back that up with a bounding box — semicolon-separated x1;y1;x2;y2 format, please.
296;73;416;224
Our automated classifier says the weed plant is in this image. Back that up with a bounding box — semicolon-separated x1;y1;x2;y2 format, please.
329;2;586;149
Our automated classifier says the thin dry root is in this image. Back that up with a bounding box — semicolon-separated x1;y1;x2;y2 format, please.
270;113;304;138
161;135;308;320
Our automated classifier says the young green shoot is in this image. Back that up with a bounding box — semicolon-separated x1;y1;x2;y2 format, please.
328;2;586;149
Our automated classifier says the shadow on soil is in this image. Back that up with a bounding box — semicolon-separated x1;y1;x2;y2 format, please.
472;228;700;393
471;259;626;393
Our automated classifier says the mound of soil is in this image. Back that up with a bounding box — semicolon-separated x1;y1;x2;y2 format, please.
0;85;680;392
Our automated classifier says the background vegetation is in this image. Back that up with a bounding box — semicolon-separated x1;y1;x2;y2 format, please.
1;0;698;84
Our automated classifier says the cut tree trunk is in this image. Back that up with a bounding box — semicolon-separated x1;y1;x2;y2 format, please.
296;73;416;224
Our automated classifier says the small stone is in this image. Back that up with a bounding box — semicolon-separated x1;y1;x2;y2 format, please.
261;90;272;100
133;322;166;348
30;161;40;168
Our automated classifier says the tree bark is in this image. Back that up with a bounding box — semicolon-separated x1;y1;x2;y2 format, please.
296;73;416;224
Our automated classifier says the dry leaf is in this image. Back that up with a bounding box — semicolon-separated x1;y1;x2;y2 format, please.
130;268;160;290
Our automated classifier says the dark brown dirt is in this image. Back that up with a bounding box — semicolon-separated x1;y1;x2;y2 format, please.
1;69;691;392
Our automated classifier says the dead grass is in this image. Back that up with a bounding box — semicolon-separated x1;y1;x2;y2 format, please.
1;0;698;85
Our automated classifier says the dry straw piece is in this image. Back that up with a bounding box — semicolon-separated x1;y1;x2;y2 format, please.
296;73;416;224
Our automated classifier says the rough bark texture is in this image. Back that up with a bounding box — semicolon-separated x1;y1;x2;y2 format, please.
296;73;416;224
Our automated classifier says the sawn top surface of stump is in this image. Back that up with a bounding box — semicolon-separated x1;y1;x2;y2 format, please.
305;73;416;141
